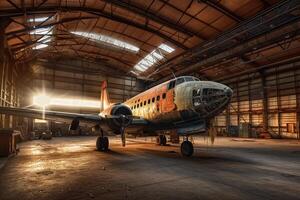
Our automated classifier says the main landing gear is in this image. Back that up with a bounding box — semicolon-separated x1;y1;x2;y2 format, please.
181;137;194;157
96;136;109;151
157;135;167;146
96;129;109;151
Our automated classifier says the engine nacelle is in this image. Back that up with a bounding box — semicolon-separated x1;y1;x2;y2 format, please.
101;103;132;134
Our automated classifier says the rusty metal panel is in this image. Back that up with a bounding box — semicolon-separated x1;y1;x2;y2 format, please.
251;99;263;111
229;115;238;126
252;114;263;126
268;97;278;110
239;100;249;112
280;95;296;109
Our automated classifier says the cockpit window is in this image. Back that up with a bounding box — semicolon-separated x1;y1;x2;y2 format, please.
169;77;199;89
175;78;184;86
184;77;194;82
168;80;175;90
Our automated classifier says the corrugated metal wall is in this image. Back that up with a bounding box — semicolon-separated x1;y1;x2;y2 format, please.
0;51;21;128
30;60;145;113
216;64;300;139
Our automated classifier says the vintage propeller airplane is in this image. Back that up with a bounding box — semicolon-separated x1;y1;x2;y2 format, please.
0;76;232;156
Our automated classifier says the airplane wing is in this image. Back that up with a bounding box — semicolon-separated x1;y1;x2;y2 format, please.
0;106;149;126
0;106;100;124
0;106;149;147
130;118;149;126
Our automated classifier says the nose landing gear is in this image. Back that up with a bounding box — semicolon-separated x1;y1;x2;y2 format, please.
181;137;194;157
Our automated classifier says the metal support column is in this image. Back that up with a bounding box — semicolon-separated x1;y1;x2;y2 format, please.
275;67;282;137
225;106;230;136
0;17;10;128
294;65;300;139
248;77;253;137
236;81;240;137
260;70;270;137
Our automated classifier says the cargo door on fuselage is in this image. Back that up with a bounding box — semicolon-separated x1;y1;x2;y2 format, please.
162;80;176;113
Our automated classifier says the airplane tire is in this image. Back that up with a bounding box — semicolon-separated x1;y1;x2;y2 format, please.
158;135;167;146
96;136;103;151
96;136;109;151
181;141;194;157
102;137;109;151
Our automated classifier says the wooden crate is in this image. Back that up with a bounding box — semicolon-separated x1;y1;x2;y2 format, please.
0;129;21;157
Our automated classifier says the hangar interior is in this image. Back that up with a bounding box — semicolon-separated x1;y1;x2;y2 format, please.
0;0;299;139
0;0;300;199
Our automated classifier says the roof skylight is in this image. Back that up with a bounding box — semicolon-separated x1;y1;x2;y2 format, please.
28;17;52;22
33;44;49;50
133;43;175;74
30;27;53;35
158;44;175;53
30;26;53;50
71;31;139;53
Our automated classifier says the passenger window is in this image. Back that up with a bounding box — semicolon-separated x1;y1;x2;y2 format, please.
152;97;155;103
144;101;146;105
140;102;142;107
162;93;166;99
168;80;175;90
148;99;150;104
137;104;139;108
157;95;160;101
175;78;185;86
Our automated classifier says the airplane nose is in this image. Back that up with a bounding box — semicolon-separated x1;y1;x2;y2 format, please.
225;87;233;98
192;83;232;116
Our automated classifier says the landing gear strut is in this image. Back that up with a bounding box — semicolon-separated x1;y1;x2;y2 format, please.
96;129;109;151
181;137;194;157
157;135;167;146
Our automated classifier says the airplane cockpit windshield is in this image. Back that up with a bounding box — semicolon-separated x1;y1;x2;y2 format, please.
176;76;200;85
168;76;200;90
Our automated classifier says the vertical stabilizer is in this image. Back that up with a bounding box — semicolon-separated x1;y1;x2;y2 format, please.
100;80;110;112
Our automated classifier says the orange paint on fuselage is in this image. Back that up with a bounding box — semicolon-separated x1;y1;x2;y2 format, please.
124;79;175;121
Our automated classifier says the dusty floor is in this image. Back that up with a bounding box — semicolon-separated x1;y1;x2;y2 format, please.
0;136;300;200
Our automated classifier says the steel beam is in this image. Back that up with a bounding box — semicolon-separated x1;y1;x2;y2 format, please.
104;0;206;39
151;0;300;81
6;0;21;11
198;0;243;22
1;6;188;50
35;58;129;77
6;16;97;36
158;0;222;33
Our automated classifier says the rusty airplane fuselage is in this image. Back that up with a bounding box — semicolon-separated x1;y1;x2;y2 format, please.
101;76;233;135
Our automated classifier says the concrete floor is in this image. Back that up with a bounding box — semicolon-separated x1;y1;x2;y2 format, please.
0;136;300;200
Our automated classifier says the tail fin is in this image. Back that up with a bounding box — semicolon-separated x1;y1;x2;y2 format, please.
100;80;110;112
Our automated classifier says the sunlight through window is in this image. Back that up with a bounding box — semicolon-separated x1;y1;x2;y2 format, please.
133;43;175;74
33;95;101;108
30;27;53;50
